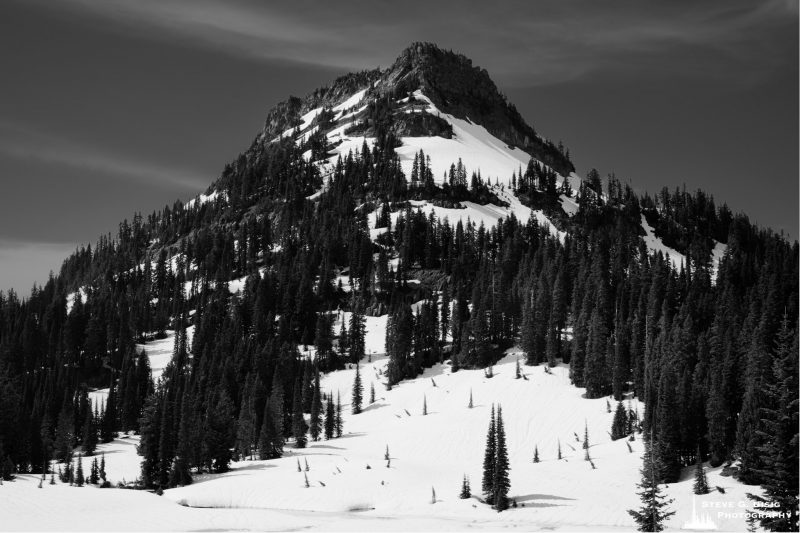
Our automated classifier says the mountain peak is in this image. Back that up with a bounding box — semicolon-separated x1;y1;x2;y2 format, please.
257;43;574;176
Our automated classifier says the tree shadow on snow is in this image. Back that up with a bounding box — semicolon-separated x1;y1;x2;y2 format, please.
332;432;366;440
361;402;388;413
515;493;576;503
306;444;346;451
188;462;278;485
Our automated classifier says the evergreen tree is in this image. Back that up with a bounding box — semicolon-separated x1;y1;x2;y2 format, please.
324;395;335;440
81;408;98;456
533;445;540;463
583;421;590;449
309;373;323;441
257;397;281;459
460;475;471;499
352;364;363;414
292;382;307;448
202;390;235;473
75;455;84;487
335;392;343;438
89;457;99;485
481;405;496;502
369;382;375;404
611;401;629;440
101;382;118;443
493;406;510;511
693;454;709;495
348;305;366;363
53;405;74;463
628;436;675;532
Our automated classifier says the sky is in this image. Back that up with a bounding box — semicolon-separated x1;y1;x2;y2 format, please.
0;0;797;296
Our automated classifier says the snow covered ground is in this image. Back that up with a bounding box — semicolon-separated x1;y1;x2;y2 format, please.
2;343;759;531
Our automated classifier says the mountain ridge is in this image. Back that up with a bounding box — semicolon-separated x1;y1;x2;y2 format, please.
254;42;573;176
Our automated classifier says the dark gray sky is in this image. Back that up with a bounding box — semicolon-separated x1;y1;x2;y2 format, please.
1;0;797;296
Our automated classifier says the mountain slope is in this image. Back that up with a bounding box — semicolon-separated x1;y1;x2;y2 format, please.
0;42;796;533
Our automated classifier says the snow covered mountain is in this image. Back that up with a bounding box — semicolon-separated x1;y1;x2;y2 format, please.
187;42;723;272
2;42;794;533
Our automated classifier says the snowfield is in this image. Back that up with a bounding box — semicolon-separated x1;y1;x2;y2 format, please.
2;346;759;531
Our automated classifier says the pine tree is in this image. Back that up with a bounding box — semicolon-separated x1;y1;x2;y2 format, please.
309;373;323;441
89;457;99;484
693;453;709;495
349;305;366;363
257;398;280;459
292;382;307;448
335;392;343;438
583;421;590;449
493;406;510;511
482;405;496;502
75;455;84;487
99;453;106;483
370;382;375;404
53;406;74;463
324;395;335;440
468;389;474;409
101;382;118;443
628;436;675;532
423;394;427;416
533;445;540;463
611;401;629;440
557;439;562;460
460;475;471;499
515;357;521;379
81;408;98;456
352;364;363;414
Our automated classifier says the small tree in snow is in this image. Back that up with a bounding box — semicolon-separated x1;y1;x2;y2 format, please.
583;421;590;449
460;475;471;499
693;452;709;495
352;364;363;414
628;436;675;531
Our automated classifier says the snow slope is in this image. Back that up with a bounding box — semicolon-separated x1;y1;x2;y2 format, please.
641;214;686;271
4;338;760;531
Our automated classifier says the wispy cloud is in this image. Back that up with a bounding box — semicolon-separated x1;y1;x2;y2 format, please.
40;0;797;85
0;121;205;189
